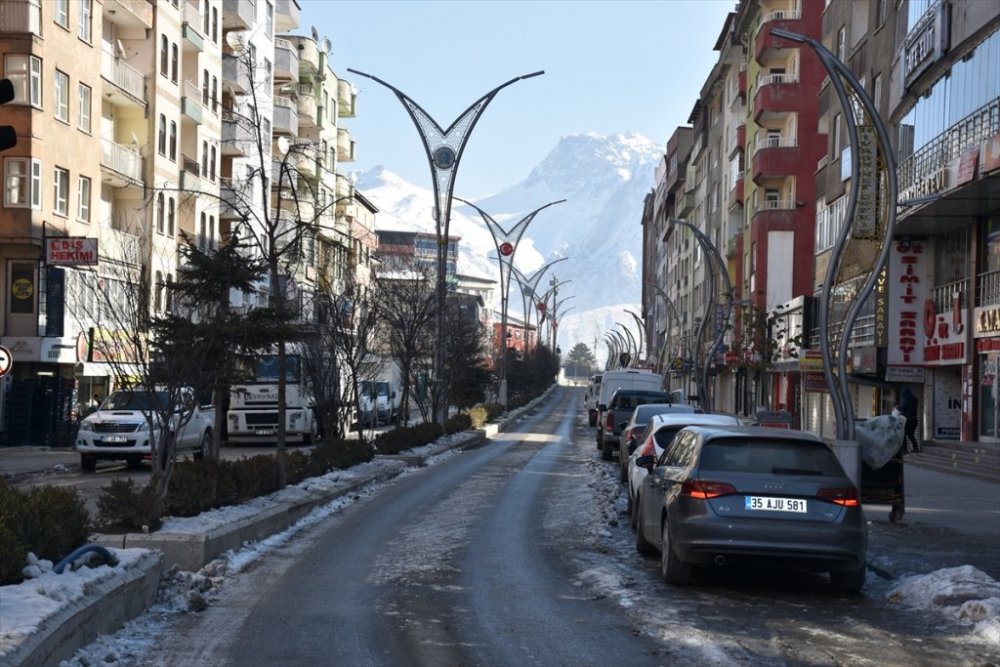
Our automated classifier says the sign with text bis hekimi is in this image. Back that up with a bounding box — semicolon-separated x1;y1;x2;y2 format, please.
46;238;98;266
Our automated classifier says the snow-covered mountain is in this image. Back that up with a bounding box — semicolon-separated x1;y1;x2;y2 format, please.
354;132;661;364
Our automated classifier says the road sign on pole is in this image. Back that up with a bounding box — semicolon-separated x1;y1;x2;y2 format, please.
0;345;12;377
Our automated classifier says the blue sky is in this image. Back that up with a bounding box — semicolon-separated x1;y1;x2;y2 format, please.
299;0;736;197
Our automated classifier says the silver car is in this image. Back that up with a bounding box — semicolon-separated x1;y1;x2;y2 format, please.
633;425;867;592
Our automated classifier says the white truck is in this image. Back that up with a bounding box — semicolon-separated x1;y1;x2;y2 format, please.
227;353;317;444
75;386;214;471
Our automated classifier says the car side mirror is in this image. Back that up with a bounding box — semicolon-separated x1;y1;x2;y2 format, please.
618;421;628;430
628;441;638;454
635;454;655;470
598;404;606;412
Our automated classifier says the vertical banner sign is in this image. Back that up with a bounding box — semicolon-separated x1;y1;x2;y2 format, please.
886;239;929;366
853;127;879;239
45;267;65;337
10;264;35;314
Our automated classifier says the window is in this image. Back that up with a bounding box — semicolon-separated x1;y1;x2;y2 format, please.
836;26;846;61
212;8;219;43
211;76;218;112
876;0;887;27
264;59;271;88
160;35;169;76
77;83;91;133
4;55;42;107
155;270;164;312
202;69;210;106
209;216;215;248
54;0;68;28
203;0;211;35
54;70;69;122
167;197;175;236
31;161;41;208
266;1;274;36
78;0;92;42
54;167;69;216
832;113;842;155
199;212;207;249
169;121;177;161
201;140;208;177
873;73;883;112
4;158;29;207
158;114;167;155
77;175;91;221
171;43;178;83
156;194;165;234
210;146;216;182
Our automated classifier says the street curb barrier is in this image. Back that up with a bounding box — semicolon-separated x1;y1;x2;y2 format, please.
3;551;162;667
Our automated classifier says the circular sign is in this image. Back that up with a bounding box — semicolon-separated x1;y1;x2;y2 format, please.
11;278;33;301
536;301;547;312
499;242;514;256
432;145;457;170
0;345;12;378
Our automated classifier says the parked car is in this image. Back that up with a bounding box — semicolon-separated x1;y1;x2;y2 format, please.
597;388;676;461
632;425;867;592
75;387;214;472
625;412;742;522
617;404;705;481
584;374;603;426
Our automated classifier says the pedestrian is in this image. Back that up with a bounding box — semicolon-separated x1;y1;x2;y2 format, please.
899;386;919;453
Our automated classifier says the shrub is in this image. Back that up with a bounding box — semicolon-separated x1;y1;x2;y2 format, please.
373;421;444;455
96;478;163;533
0;478;93;585
466;405;488;428
231;455;281;500
166;460;219;517
444;412;472;434
312;438;375;471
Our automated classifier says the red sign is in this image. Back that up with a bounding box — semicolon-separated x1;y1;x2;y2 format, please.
536;301;546;312
983;133;1000;174
499;242;514;256
955;147;979;185
46;237;98;266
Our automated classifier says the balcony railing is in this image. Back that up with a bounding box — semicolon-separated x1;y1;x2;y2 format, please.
760;8;802;26
930;279;970;314
758;198;794;212
101;139;143;183
898;98;1000;199
978;269;1000;307
755;135;797;152
101;49;146;104
0;0;40;34
758;72;798;87
816;155;829;172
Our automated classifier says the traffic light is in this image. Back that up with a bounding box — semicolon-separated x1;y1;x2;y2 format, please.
0;78;16;152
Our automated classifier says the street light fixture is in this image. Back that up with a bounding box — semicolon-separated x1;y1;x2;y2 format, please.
511;258;568;348
347;68;544;424
456;197;564;408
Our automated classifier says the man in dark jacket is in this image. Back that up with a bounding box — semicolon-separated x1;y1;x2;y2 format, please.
899;386;919;453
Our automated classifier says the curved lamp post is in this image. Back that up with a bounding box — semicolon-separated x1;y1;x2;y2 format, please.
347;68;544;423
770;29;898;441
625;309;646;365
455;198;564;408
539;278;572;347
550;294;576;350
511;258;568;348
603;333;619;370
669;219;733;413
616;322;638;367
644;281;685;375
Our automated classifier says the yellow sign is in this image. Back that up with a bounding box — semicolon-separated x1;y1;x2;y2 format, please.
11;278;33;300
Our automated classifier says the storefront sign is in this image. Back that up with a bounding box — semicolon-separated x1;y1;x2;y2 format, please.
933;371;961;440
88;328;145;364
45;238;98;266
982;133;1000;175
886;365;925;383
853;127;879;238
874;267;888;346
955;147;979;186
974;304;1000;338
923;293;968;366
899;167;949;202
0;337;41;361
802;372;828;392
798;349;824;372
903;1;949;89
887;239;928;366
40;337;78;364
851;346;878;374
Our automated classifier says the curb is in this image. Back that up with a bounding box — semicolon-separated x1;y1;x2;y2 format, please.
2;551;162;667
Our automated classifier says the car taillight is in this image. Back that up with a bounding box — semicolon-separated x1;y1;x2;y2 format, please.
681;479;737;499
818;487;859;506
606;412;615;429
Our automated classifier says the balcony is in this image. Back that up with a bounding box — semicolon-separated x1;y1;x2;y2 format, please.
753;72;800;122
677;190;696;218
737;68;747;99
223;54;251;94
101;49;146;108
273;96;299;136
102;0;152;29
335;173;353;201
728;176;744;210
221;109;252;157
219;177;242;220
0;0;41;34
181;80;204;125
100;140;144;187
296;86;318;129
337;79;356;118
181;155;201;190
754;9;804;64
337;128;355;162
222;0;253;32
729;123;746;159
751;199;803;227
275;0;300;32
751;136;801;183
274;39;299;83
296;39;320;76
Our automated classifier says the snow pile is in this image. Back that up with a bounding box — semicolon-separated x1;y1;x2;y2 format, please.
889;565;1000;644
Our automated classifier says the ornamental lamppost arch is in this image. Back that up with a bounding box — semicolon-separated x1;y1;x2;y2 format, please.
511;258;568;351
455;197;564;408
347;68;544;423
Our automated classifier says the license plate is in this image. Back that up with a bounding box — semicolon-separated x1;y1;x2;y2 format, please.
745;496;807;513
255;429;275;436
102;435;127;443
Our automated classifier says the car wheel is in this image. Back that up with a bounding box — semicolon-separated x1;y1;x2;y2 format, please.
588;413;597;427
80;455;96;472
601;439;614;461
635;504;656;556
629;491;639;530
830;564;866;593
619;459;627;483
303;420;317;447
660;520;693;585
195;431;210;460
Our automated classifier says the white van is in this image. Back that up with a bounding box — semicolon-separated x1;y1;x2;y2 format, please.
584;374;603;426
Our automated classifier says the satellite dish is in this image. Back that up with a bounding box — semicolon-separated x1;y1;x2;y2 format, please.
321;38;332;54
310;25;319;41
225;32;243;52
276;137;289;156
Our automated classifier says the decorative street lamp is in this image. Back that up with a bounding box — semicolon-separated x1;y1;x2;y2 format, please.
511;258;568;349
455;197;564;408
669;218;733;413
347;68;544;424
625;309;646;365
538;277;572;348
769;29;898;444
550;294;576;351
645;281;686;377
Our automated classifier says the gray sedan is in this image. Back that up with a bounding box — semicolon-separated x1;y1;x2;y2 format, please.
633;425;867;592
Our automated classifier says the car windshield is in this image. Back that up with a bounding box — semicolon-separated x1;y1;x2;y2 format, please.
103;391;171;411
698;438;844;476
653;426;684;449
634;404;690;423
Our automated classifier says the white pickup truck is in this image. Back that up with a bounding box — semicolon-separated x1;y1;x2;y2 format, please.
75;387;214;471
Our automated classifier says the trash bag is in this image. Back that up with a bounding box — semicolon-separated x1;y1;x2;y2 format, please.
855;414;906;470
